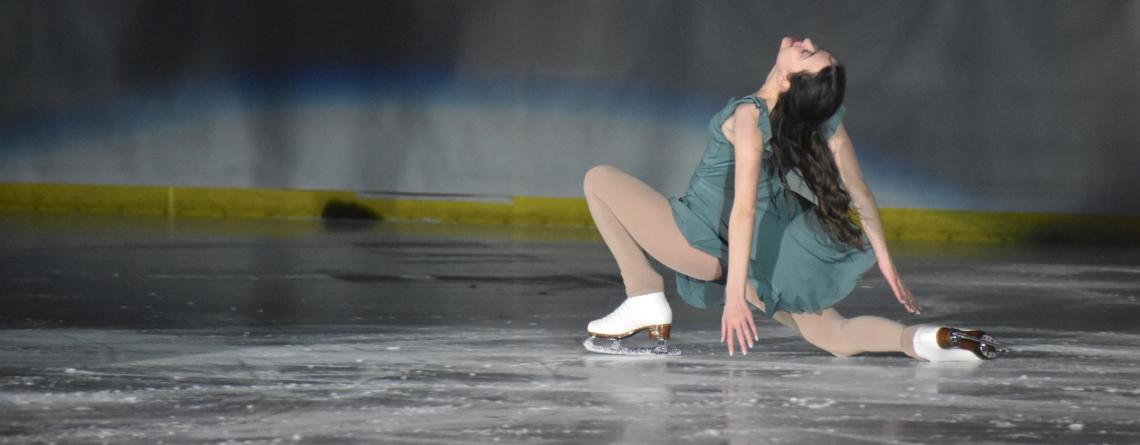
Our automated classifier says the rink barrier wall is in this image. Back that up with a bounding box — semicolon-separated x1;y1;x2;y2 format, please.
1;182;1138;245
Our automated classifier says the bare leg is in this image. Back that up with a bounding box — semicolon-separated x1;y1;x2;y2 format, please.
583;165;721;296
901;325;920;359
791;309;920;358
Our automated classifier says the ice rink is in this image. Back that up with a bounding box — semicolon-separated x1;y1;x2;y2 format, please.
2;214;1139;444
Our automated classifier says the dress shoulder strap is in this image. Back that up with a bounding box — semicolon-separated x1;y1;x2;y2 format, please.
728;95;766;112
727;95;773;148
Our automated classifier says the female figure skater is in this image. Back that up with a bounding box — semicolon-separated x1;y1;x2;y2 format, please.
582;37;1007;361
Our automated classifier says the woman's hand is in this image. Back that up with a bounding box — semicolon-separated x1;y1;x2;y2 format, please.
879;261;921;314
721;290;758;356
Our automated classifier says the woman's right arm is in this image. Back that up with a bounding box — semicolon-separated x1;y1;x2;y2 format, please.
827;123;921;314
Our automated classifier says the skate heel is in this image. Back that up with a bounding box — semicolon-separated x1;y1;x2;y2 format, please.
646;324;671;341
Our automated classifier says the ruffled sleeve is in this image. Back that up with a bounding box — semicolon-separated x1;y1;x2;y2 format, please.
729;95;774;152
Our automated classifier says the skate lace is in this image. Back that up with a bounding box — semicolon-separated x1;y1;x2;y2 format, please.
597;299;635;324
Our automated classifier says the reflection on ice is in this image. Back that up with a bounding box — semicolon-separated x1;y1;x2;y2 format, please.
4;324;1139;443
1;216;1139;442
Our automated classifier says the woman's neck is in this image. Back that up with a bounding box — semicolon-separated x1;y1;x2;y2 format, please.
754;66;783;112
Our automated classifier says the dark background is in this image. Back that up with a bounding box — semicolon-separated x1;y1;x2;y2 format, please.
2;0;1138;214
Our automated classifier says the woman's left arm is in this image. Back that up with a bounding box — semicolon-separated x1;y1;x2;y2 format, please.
721;103;764;355
828;123;921;314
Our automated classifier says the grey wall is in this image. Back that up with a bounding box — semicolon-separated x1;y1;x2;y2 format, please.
2;1;1138;214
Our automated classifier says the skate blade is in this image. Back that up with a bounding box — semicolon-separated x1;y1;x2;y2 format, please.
585;324;671;341
982;335;1011;353
582;337;681;356
954;331;1012;357
978;334;1011;360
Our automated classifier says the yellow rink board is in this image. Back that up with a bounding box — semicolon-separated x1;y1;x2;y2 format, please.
1;182;1137;245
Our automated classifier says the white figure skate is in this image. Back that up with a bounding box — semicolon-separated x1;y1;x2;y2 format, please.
913;325;1010;362
583;292;680;356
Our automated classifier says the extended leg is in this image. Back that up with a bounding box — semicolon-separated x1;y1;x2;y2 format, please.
790;309;1010;361
790;309;920;358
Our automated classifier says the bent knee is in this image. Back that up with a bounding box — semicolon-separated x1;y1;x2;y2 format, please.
583;164;621;193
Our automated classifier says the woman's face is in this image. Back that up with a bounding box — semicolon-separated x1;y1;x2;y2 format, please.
775;37;835;79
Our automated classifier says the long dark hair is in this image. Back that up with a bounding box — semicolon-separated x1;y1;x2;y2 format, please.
769;64;865;250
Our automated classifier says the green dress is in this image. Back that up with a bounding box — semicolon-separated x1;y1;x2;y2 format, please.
668;95;876;318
